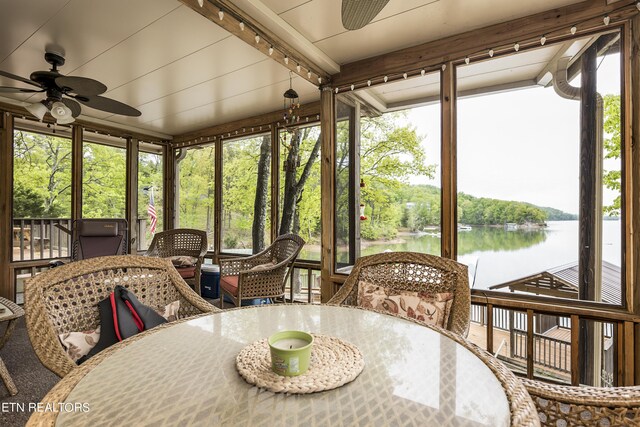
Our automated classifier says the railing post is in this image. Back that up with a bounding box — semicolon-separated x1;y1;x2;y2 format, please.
487;303;494;354
571;314;580;386
527;309;534;379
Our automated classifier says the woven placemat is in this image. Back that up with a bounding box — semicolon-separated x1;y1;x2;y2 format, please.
236;334;365;394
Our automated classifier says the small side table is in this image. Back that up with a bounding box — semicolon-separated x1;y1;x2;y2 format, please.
0;297;24;396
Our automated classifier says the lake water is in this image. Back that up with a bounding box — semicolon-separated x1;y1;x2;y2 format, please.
357;220;622;290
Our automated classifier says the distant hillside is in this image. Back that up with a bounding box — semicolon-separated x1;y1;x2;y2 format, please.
539;206;577;221
398;185;578;227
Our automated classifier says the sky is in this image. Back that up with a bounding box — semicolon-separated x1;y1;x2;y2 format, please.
404;52;621;215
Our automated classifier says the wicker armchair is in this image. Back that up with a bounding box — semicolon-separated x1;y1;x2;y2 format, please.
146;228;208;295
523;378;640;426
219;234;305;308
328;252;471;337
25;255;218;378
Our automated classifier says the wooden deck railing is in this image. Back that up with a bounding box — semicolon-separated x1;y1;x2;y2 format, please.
12;218;72;261
512;328;571;373
471;291;639;386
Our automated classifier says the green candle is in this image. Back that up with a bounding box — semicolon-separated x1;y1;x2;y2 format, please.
268;331;314;376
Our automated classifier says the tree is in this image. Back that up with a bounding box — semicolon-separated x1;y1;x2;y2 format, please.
252;136;271;253
13;130;72;218
602;94;621;216
359;112;435;239
279;127;321;236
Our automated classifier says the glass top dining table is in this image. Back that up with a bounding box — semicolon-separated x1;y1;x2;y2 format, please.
36;304;511;426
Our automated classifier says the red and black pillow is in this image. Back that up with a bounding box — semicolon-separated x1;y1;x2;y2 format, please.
83;285;167;361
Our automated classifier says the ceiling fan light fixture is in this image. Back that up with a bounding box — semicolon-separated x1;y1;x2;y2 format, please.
50;101;73;121
56;115;75;125
26;101;48;121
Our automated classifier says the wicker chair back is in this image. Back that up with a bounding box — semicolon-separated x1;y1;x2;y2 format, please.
328;252;471;336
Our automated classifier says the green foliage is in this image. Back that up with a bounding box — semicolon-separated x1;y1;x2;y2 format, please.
458;192;547;225
138;152;164;244
602;94;621;216
219;136;271;251
177;145;214;235
82;142;126;218
13;130;72;218
359;112;435;240
539;206;577;221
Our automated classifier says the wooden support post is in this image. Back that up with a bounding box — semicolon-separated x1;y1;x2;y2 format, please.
163;144;175;230
527;309;534;379
348;101;361;264
486;303;494;354
630;15;640;385
571;315;580;386
270;126;279;243
126;138;139;253
578;43;598;386
441;62;457;259
320;86;336;302
71;125;83;221
0;113;13;300
625;321;635;385
214;138;223;261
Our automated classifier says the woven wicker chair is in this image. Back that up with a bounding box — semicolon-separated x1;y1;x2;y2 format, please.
146;228;208;295
328;252;471;336
523;378;640;426
24;255;218;378
219;234;305;308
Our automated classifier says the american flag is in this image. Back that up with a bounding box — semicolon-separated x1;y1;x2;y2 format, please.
148;188;157;234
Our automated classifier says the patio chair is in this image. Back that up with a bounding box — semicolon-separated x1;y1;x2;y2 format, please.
25;255;218;378
49;219;128;267
219;234;305;308
523;378;640;426
328;252;471;337
145;229;208;295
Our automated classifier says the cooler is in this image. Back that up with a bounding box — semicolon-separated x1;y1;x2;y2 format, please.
200;264;220;299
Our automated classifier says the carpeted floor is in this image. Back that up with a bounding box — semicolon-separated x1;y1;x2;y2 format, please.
0;318;60;427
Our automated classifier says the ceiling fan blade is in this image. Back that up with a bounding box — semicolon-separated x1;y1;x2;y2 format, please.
75;95;141;117
56;76;107;96
341;0;390;30
0;86;44;93
0;69;42;88
62;98;82;118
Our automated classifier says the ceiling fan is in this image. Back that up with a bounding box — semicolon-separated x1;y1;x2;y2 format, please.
341;0;390;30
0;50;141;124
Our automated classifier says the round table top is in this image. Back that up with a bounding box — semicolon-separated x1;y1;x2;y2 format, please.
55;305;510;426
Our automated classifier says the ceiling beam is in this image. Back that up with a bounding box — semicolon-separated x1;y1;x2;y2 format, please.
332;0;640;87
172;100;321;146
230;0;340;75
179;0;330;86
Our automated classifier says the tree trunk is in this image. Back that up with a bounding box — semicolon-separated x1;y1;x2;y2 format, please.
279;131;301;235
252;136;271;253
279;131;321;236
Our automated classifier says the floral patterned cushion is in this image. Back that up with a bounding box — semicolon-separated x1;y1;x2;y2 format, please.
58;300;181;362
168;255;198;267
161;300;180;322
357;281;454;328
59;327;101;362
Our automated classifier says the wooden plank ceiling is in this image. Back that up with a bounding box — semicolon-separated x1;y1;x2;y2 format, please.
0;0;584;137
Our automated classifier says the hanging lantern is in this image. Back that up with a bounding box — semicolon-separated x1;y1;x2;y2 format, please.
359;203;367;221
360;178;365;188
283;72;301;125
